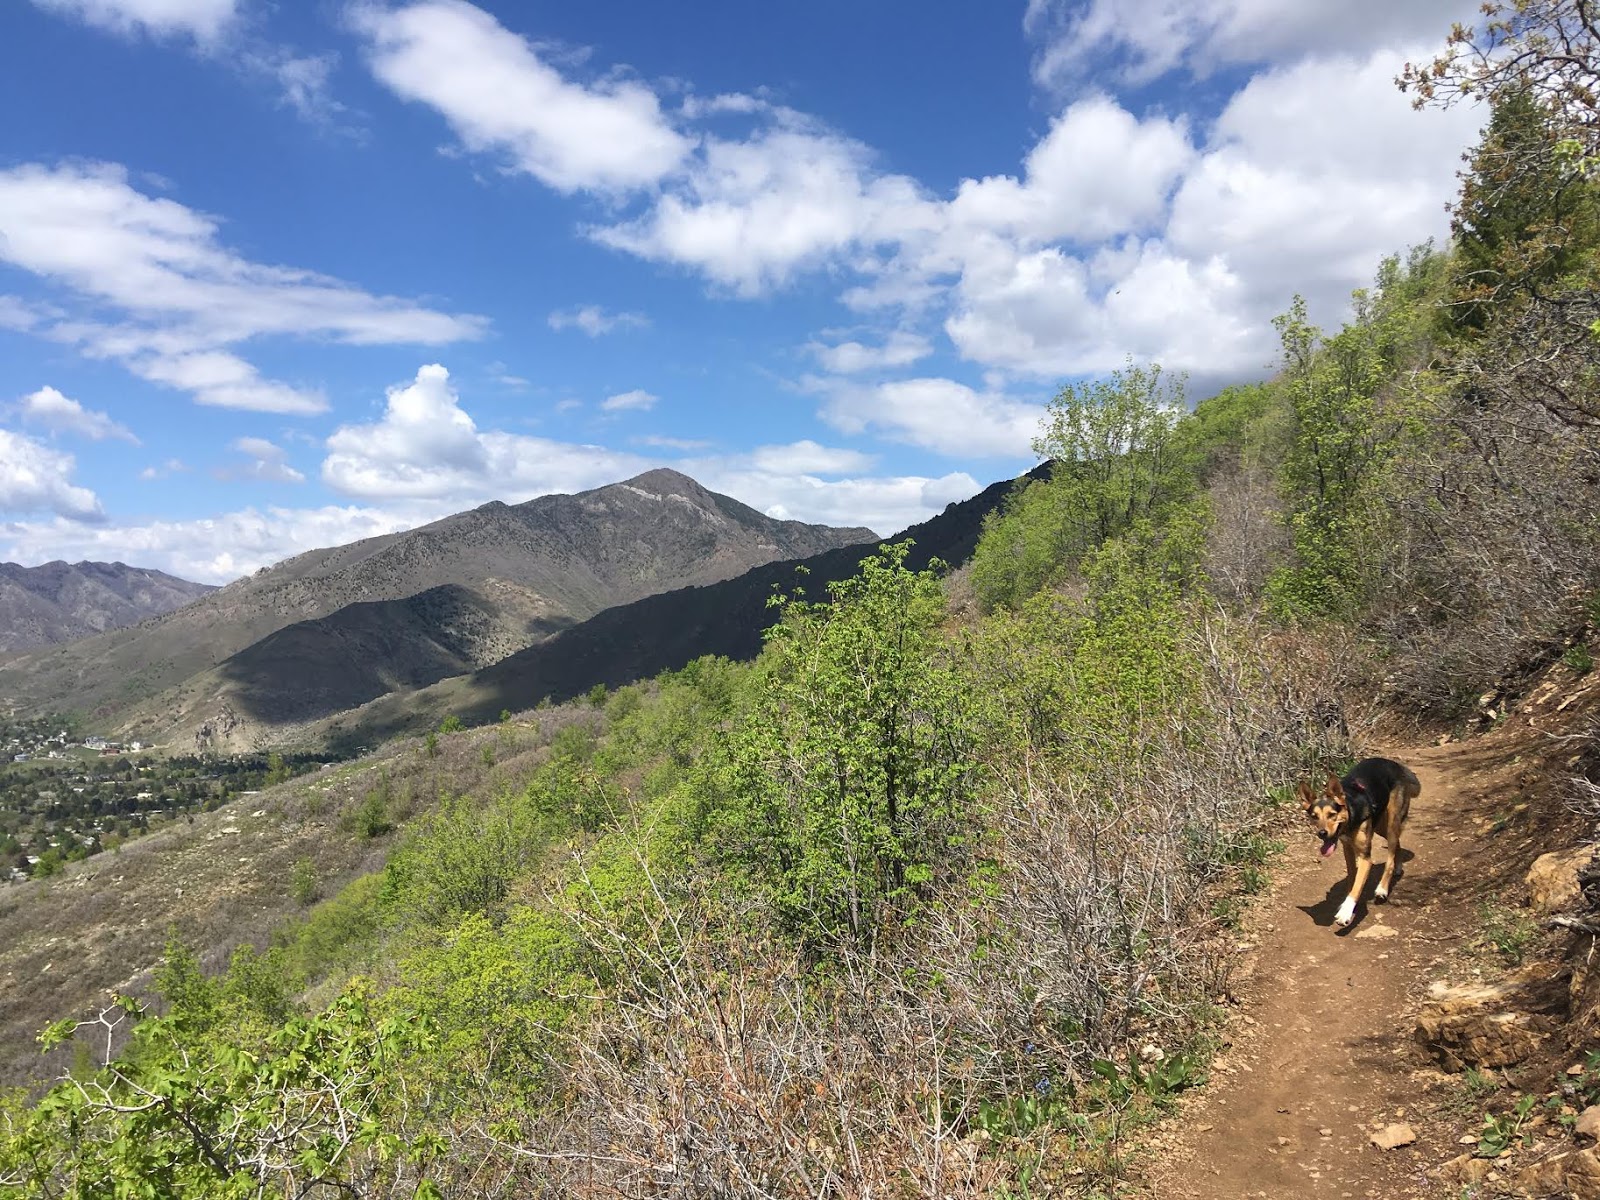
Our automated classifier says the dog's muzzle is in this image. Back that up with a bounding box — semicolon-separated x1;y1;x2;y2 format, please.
1318;835;1339;858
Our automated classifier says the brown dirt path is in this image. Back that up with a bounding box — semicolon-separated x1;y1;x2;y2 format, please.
1140;742;1488;1199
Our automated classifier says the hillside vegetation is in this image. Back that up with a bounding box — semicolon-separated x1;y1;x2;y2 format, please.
4;8;1600;1197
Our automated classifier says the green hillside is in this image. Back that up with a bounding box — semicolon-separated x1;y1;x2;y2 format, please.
4;11;1599;1198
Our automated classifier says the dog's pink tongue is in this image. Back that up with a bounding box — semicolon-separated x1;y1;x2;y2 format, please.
1319;839;1338;858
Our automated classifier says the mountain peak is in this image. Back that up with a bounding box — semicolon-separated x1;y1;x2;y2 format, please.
615;467;706;497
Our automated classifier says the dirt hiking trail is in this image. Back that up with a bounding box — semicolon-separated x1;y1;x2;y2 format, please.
1141;740;1516;1199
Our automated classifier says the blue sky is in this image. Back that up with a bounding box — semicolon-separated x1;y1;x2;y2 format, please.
0;0;1481;583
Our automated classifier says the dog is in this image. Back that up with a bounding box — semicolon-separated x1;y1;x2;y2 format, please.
1299;757;1421;929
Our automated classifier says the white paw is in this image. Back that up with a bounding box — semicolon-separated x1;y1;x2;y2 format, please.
1374;886;1389;903
1335;899;1356;928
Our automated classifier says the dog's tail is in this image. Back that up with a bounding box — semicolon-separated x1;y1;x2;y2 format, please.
1399;762;1421;799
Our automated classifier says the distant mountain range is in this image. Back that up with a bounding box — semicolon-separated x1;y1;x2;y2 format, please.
0;561;214;656
0;470;875;744
298;464;1051;753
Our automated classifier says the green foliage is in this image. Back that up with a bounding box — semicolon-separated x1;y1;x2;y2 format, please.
1563;644;1595;674
153;928;217;1028
345;781;392;839
423;730;439;759
264;751;288;787
269;872;385;985
386;908;587;1092
1448;88;1600;333
1267;251;1446;618
289;856;318;906
1460;1067;1503;1106
439;715;465;735
1178;382;1289;477
380;787;564;927
586;682;609;708
1476;900;1538;966
970;361;1196;611
969;510;1208;770
1476;1094;1539;1158
4;989;442;1197
704;543;980;950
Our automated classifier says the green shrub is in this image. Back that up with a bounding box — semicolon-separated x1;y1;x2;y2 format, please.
970;361;1196;612
290;857;318;906
702;543;980;952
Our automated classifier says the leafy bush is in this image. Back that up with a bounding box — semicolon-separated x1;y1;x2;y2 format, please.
702;543;981;952
970;361;1196;612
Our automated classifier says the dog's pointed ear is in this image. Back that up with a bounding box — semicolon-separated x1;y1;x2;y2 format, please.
1296;780;1315;810
1324;772;1346;808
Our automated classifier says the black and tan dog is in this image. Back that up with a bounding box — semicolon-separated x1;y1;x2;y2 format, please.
1299;757;1421;929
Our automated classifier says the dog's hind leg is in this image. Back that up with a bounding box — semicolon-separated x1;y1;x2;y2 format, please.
1376;787;1407;902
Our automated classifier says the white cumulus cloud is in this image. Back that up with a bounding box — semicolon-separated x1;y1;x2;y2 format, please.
16;385;139;443
322;363;650;501
592;115;936;296
946;97;1193;244
0;429;106;523
1023;0;1472;88
818;377;1046;458
807;330;932;374
0;503;428;584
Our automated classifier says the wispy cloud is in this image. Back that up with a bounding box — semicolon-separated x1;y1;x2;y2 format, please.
352;0;690;193
215;436;306;483
600;388;658;413
548;304;650;337
0;162;485;414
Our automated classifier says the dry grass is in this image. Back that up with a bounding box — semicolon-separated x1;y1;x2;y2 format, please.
0;705;603;1088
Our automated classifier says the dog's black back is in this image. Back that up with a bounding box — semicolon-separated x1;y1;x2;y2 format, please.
1341;757;1419;830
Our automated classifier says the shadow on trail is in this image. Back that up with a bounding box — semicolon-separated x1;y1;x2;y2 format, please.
1296;847;1417;932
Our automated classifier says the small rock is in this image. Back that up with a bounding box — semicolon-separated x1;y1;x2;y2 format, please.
1513;1147;1600;1199
1277;1136;1291;1146
1578;1106;1600;1140
1319;1128;1333;1137
1355;923;1398;940
1370;1123;1416;1151
1440;1153;1491;1186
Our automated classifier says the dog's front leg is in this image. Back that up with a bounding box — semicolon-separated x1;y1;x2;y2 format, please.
1336;832;1373;928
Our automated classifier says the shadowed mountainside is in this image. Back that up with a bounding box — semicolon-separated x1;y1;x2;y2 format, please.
0;561;214;657
313;465;1050;752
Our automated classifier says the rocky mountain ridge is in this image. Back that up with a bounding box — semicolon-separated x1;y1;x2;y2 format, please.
0;470;875;735
0;561;214;657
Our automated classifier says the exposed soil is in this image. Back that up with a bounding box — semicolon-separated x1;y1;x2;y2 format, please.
1137;685;1597;1200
